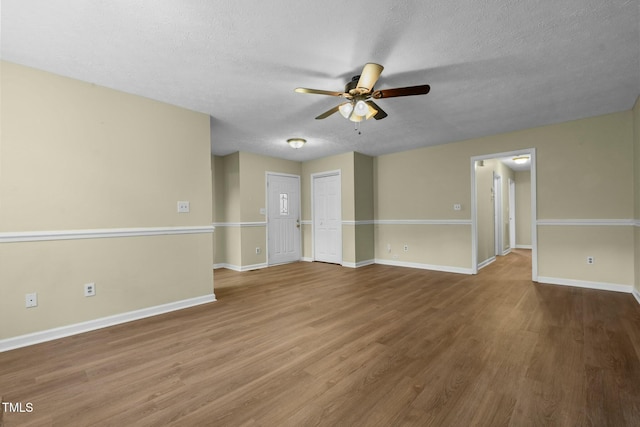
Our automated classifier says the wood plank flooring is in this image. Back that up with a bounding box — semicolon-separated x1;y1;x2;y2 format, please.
2;250;640;426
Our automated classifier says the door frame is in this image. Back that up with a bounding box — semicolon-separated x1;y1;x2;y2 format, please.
471;148;537;280
494;172;503;256
266;172;302;266
311;169;342;264
509;178;516;250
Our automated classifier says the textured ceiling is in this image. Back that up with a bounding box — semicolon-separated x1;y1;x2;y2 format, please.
2;0;639;161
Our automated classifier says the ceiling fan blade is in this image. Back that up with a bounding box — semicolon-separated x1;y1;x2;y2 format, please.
295;87;346;97
355;63;384;94
367;101;388;120
372;84;430;99
315;105;341;119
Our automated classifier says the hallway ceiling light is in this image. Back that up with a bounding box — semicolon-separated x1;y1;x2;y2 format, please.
287;138;306;149
513;156;529;164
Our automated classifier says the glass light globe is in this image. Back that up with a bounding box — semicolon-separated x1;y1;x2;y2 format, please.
339;102;354;118
354;100;368;117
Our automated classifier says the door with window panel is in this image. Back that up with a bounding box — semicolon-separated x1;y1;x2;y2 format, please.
267;173;301;265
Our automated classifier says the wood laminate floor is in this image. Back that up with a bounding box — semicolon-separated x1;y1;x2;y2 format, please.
2;250;640;426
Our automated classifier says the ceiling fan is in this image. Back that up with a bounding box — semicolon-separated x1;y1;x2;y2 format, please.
294;63;430;122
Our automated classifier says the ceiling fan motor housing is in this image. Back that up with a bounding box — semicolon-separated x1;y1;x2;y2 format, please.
345;76;361;94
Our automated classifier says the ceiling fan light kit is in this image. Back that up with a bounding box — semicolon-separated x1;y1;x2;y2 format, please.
338;102;353;118
294;62;430;124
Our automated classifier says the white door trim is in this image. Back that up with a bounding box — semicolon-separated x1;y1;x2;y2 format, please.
493;172;503;256
311;170;342;264
509;178;516;250
471;148;537;280
266;172;302;266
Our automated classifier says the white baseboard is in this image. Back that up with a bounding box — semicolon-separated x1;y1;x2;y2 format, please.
515;245;532;249
342;259;375;268
478;257;496;270
374;258;473;275
537;276;632;294
632;288;640;305
0;294;216;353
301;257;313;262
214;263;268;272
213;263;239;271
240;263;268;271
502;248;512;256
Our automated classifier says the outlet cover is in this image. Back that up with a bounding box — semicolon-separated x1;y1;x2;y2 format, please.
84;283;96;297
587;256;594;265
454;204;462;211
177;201;190;213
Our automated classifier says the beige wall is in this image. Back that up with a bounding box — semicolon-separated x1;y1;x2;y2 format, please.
634;96;640;293
212;155;226;265
212;155;226;223
515;170;532;247
223;152;241;223
375;143;472;221
375;224;471;270
375;111;635;285
538;226;635;285
354;152;374;221
354;152;374;262
1;62;213;339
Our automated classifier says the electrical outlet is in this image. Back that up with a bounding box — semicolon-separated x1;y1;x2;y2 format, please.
587;256;594;265
177;201;190;213
84;283;96;297
454;204;462;211
255;247;261;254
403;244;409;252
25;293;37;308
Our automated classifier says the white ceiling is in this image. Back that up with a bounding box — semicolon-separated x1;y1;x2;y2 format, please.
2;1;639;162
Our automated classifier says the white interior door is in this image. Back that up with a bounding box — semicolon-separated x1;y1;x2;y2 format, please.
267;173;301;265
313;172;342;264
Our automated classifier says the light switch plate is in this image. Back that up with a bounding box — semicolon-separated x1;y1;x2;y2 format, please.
26;292;37;308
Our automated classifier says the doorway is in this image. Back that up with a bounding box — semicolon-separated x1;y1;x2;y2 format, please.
471;149;537;280
267;173;301;265
312;170;342;264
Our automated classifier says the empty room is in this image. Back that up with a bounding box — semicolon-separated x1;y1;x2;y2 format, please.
1;1;640;425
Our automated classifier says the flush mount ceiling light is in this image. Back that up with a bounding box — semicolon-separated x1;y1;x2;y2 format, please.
513;156;529;164
287;138;306;149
